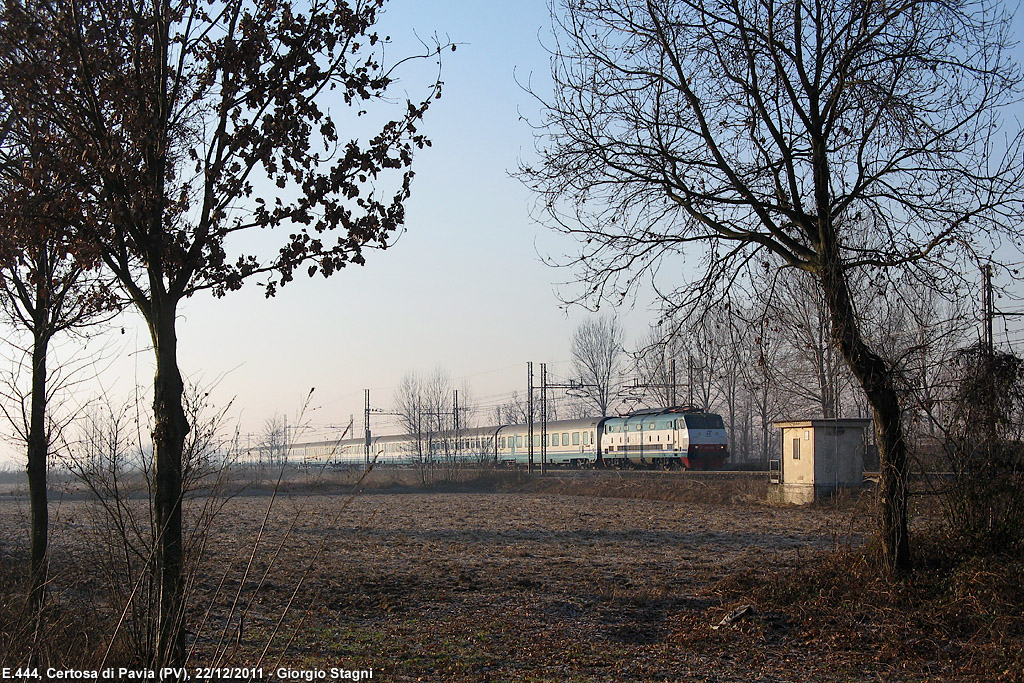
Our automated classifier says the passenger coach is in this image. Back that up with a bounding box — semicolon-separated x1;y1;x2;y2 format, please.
495;417;602;467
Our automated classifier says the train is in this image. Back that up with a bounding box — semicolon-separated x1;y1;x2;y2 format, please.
286;406;729;470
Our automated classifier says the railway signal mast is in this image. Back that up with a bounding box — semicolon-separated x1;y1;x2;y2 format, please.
528;362;534;475
363;389;403;471
534;362;598;476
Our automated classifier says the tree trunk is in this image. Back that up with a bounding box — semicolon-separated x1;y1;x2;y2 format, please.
148;292;188;668
27;321;49;619
762;419;769;465
26;240;52;645
819;249;910;574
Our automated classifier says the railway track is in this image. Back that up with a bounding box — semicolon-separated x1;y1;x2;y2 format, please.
489;467;768;479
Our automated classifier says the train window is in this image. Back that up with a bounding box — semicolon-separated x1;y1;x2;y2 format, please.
500;437;506;449
534;435;541;447
516;435;523;448
684;414;726;430
572;432;580;445
562;433;569;446
583;431;590;445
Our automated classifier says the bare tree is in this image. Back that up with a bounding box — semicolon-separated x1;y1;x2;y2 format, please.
737;309;786;465
258;415;289;468
0;116;117;619
760;269;856;419
0;246;110;620
521;0;1024;573
394;367;474;482
570;315;624;415
632;327;678;409
60;384;238;662
708;312;748;451
395;370;429;478
631;321;719;410
423;369;452;477
492;391;531;425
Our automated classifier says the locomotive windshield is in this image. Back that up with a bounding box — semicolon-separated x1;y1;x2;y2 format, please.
683;414;725;430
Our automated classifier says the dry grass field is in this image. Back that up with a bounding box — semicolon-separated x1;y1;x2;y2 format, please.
0;470;1021;682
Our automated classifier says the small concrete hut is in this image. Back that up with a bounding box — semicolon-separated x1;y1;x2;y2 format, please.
770;419;872;504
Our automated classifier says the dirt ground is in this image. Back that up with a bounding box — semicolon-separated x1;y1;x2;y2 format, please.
4;472;1008;682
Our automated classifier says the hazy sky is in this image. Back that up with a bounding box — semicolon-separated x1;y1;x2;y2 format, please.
3;0;1024;464
0;0;656;462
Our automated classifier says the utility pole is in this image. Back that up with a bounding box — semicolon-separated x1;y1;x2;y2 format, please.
538;368;599;475
364;389;371;471
688;353;694;407
982;263;997;447
983;264;1024;327
540;362;548;475
669;358;677;407
983;263;994;356
527;362;534;475
361;396;403;470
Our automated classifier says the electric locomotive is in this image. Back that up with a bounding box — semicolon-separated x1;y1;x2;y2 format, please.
599;407;729;469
